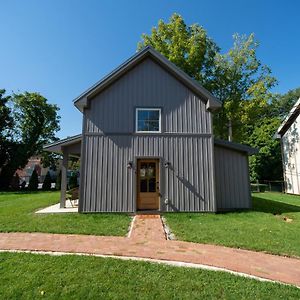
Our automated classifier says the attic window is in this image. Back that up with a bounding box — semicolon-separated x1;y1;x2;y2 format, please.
136;108;161;133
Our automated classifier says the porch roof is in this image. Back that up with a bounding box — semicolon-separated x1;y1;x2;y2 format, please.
43;134;82;156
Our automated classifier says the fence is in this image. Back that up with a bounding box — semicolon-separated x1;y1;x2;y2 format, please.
251;180;284;193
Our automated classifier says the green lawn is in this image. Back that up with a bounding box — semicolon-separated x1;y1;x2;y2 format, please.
0;191;130;236
164;192;300;257
0;252;299;299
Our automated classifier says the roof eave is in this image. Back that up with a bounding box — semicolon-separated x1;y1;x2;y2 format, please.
43;135;82;153
214;139;258;155
277;97;300;137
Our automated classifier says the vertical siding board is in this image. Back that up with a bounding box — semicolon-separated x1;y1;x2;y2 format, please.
93;137;98;212
96;137;102;211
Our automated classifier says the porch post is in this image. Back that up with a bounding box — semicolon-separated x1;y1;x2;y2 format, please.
60;148;69;208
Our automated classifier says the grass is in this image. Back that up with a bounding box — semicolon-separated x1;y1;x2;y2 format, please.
0;191;130;236
0;252;299;299
164;192;300;257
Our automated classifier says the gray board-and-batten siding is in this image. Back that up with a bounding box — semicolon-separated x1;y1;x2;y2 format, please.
45;135;252;213
80;57;216;212
80;134;216;212
76;57;251;212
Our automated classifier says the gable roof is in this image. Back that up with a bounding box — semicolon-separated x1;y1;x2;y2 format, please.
73;46;222;112
277;97;300;137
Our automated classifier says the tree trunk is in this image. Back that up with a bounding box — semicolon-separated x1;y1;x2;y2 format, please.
228;119;233;141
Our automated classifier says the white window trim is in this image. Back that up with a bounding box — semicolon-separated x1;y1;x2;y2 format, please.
135;108;161;133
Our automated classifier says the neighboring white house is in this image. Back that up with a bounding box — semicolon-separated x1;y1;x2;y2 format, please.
277;98;300;194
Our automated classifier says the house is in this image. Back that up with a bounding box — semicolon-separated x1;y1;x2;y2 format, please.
277;97;300;194
45;46;255;213
15;156;57;188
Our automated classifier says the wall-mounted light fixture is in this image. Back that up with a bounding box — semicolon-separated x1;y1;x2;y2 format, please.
164;162;171;168
127;161;133;169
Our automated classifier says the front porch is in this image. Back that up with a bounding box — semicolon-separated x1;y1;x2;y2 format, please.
44;134;82;210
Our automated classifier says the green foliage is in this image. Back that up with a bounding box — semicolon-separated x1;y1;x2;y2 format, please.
68;172;78;190
56;170;61;190
211;34;277;141
68;157;80;171
0;90;14;187
247;118;282;181
10;173;20;190
0;91;60;189
138;13;219;88
28;170;39;191
12;92;60;150
0;89;13;139
40;151;60;171
271;87;300;118
42;171;52;191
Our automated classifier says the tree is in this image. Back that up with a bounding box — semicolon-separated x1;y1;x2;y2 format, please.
138;15;276;142
138;13;219;89
0;91;60;189
10;173;20;190
211;34;277;141
0;89;14;178
28;169;39;191
42;171;52;190
271;87;300;119
247;118;282;181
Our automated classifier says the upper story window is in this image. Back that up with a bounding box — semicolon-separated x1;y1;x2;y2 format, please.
136;108;161;133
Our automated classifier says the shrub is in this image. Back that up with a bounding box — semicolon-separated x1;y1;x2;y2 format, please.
42;171;52;190
10;173;20;190
68;172;78;190
28;169;39;191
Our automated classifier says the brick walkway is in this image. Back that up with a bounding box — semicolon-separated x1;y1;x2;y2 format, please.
1;215;300;287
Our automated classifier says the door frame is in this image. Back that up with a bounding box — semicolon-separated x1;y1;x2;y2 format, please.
134;156;162;212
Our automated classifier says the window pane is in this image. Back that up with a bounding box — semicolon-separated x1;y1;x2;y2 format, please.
138;120;147;131
138;110;148;121
137;109;160;132
140;179;147;192
148;110;159;121
140;165;147;178
148;121;159;131
147;163;155;178
148;178;156;192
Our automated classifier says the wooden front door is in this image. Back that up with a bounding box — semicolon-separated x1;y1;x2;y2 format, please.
137;159;160;210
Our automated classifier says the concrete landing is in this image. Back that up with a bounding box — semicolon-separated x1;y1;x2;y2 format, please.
35;200;78;214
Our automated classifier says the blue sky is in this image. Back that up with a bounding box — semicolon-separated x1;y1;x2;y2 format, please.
1;0;299;138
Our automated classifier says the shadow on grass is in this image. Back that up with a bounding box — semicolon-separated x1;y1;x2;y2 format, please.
252;197;300;214
214;197;300;215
